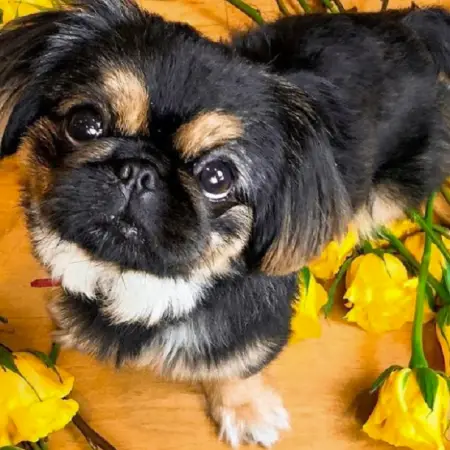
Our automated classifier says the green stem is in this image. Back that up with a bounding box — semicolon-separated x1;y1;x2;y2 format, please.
48;343;60;365
225;0;265;25
276;0;291;15
322;256;354;317
441;187;450;205
296;0;312;13
408;209;450;263
38;439;48;450
433;224;450;240
379;227;450;303
72;414;117;450
320;0;339;12
333;0;347;12
409;193;436;369
29;443;40;450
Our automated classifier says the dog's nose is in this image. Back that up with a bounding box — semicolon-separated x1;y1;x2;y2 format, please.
117;161;156;192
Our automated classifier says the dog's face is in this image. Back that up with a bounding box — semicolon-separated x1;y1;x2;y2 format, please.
0;0;350;286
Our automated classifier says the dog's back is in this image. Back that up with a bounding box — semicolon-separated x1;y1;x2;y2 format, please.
403;7;450;75
231;8;450;76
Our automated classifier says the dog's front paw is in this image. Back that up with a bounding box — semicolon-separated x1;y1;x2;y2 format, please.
204;374;290;448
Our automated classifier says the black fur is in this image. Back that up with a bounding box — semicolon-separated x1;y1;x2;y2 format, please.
231;8;450;216
56;272;295;371
1;0;450;388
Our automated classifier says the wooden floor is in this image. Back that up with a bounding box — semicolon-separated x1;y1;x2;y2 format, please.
2;0;450;449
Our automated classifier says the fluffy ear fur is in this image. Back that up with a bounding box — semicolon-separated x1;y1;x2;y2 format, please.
250;76;353;276
0;0;145;158
0;9;65;157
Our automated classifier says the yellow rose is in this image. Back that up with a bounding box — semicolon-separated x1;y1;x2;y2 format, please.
363;368;450;450
437;322;450;376
1;0;56;24
370;218;420;248
308;228;358;281
404;232;450;281
0;351;78;446
289;269;328;343
344;253;433;333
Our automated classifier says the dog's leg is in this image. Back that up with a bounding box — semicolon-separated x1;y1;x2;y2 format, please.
203;372;290;448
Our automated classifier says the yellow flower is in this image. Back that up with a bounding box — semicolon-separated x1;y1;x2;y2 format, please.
0;352;78;446
404;233;450;281
289;269;328;343
437;320;450;376
308;227;358;281
363;368;450;450
371;218;420;248
344;253;433;333
1;0;56;24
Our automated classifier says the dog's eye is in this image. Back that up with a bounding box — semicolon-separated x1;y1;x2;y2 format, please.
65;107;104;142
197;160;234;200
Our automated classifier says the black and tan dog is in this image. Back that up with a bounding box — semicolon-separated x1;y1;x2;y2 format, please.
1;0;450;446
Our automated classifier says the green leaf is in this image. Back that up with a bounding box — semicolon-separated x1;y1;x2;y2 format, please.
369;365;403;394
0;345;41;399
444;262;450;295
0;344;20;375
26;349;55;368
48;342;60;365
437;305;450;328
437;305;450;351
0;446;24;449
415;367;439;411
425;285;436;312
299;267;311;294
25;349;62;383
322;256;354;317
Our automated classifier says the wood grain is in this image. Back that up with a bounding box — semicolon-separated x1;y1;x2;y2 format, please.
1;0;450;449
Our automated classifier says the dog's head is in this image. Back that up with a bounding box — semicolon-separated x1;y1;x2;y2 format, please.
0;0;350;286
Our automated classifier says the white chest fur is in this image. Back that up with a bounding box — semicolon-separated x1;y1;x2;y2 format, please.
34;230;209;326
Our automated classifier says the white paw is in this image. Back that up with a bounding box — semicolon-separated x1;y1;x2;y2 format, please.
207;378;290;448
218;402;290;448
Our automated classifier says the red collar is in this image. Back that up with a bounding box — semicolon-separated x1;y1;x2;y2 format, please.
30;278;61;288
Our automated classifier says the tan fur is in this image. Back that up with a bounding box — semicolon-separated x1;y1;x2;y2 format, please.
102;67;149;135
203;373;276;416
203;371;289;446
57;94;96;116
438;71;450;85
65;141;117;168
199;205;253;276
0;87;21;142
135;339;274;381
353;188;406;237
17;118;58;201
260;214;303;276
174;111;243;159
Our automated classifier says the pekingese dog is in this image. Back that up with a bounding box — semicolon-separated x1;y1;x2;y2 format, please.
1;0;450;446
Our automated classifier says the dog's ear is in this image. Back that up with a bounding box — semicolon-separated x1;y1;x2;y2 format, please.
248;76;353;276
0;9;64;159
0;89;43;158
0;0;147;159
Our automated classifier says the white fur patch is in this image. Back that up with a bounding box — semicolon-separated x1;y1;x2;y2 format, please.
100;271;207;325
206;375;290;448
219;405;290;448
33;228;209;325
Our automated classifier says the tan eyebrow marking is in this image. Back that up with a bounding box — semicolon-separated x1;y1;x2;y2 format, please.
174;111;243;158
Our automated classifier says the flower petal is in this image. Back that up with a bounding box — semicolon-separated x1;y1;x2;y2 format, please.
9;398;79;444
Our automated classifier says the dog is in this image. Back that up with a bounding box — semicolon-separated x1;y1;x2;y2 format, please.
1;0;450;446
